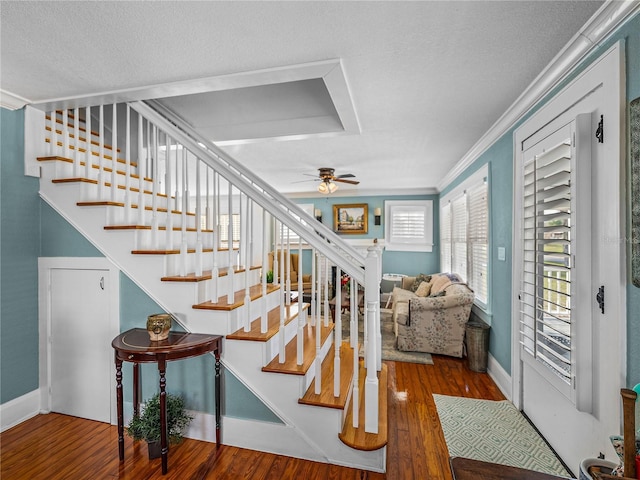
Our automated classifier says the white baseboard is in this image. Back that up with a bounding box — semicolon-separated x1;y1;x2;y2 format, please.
487;354;512;401
186;411;325;463
1;389;42;432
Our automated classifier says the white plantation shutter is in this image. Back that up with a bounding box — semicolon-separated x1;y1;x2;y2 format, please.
385;200;433;252
440;164;489;308
520;138;573;381
219;214;240;247
468;181;488;305
451;195;468;281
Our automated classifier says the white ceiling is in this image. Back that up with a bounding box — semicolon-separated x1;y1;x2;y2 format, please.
1;1;605;195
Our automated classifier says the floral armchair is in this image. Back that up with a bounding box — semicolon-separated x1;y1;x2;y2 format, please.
393;274;474;357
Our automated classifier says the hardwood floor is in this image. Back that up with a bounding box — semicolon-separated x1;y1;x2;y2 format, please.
0;356;505;479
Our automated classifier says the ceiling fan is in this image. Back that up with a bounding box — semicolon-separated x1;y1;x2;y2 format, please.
301;167;360;194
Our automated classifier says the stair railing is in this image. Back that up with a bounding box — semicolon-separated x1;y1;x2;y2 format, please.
44;103;383;434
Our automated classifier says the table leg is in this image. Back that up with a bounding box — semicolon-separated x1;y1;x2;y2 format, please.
214;349;221;447
115;357;124;461
158;358;168;475
133;363;140;417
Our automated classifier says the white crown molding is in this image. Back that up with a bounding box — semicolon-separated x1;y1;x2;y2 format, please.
437;0;640;192
285;186;438;199
1;89;31;110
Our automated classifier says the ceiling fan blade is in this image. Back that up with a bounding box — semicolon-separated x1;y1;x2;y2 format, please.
333;178;360;185
335;173;356;179
291;178;320;184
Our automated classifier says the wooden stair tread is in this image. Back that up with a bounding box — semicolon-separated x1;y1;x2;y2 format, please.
77;200;197;217
104;225;214;233
261;321;334;376
41;142;133;166
338;362;388;451
132;248;214;255
193;283;280;311
226;302;308;342
298;342;354;409
39;155;148;180
161;265;261;282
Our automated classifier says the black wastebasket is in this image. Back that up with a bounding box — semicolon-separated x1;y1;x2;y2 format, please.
466;320;490;372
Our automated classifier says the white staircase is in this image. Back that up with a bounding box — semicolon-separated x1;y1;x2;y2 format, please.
31;102;386;472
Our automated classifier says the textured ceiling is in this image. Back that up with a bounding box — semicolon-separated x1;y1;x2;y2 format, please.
0;1;604;195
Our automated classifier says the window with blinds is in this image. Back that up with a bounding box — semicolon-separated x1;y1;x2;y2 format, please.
219;214;241;248
520;138;573;383
440;165;489;307
384;200;433;252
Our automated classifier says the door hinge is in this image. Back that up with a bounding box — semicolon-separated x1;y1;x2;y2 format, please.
596;285;605;314
595;114;604;143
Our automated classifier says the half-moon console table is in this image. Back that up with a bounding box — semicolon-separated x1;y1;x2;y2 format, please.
112;328;223;475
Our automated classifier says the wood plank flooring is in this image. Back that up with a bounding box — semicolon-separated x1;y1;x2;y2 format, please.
0;355;505;480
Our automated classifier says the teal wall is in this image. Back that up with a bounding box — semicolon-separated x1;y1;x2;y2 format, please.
0;108;40;403
441;12;640;387
0;108;281;422
292;194;440;288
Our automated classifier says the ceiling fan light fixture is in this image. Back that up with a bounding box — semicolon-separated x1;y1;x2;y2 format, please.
318;180;338;194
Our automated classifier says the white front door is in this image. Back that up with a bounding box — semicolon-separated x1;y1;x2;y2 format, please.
513;43;625;470
50;267;112;423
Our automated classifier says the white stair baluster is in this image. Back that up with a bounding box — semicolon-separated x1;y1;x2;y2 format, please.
72;107;79;176
164;134;173;249
62;109;69;159
261;208;268;334
226;180;234;304
351;275;359;428
48;110;56;156
110;103;117;202
137;115;146;226
273;217;279;285
334;267;342;397
243;196;251;332
211;171;219;302
195;158;203;277
98;105;105;198
278;221;285;363
179;148;188;277
84;106;91;178
314;253;322;395
124;105;132;222
150;125;159;249
311;248;317;327
324;255;330;327
296;233;304;365
285;226;291;306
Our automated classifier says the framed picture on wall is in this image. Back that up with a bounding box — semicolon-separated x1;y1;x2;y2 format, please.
333;203;368;234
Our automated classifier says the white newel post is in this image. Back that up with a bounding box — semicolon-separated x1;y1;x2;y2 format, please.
364;247;380;434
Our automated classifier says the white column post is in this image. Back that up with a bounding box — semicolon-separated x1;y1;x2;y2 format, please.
364;248;380;434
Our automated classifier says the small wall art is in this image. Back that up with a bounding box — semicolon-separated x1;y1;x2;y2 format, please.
333;203;368;234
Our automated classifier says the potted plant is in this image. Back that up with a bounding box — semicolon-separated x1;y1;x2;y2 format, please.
126;392;193;459
266;270;274;283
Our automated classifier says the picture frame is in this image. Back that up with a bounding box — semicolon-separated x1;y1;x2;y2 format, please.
333;203;368;234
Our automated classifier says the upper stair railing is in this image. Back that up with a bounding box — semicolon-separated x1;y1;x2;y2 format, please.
42;101;383;434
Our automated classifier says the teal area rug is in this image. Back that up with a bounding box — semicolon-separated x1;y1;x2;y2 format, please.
433;394;570;477
341;309;433;365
